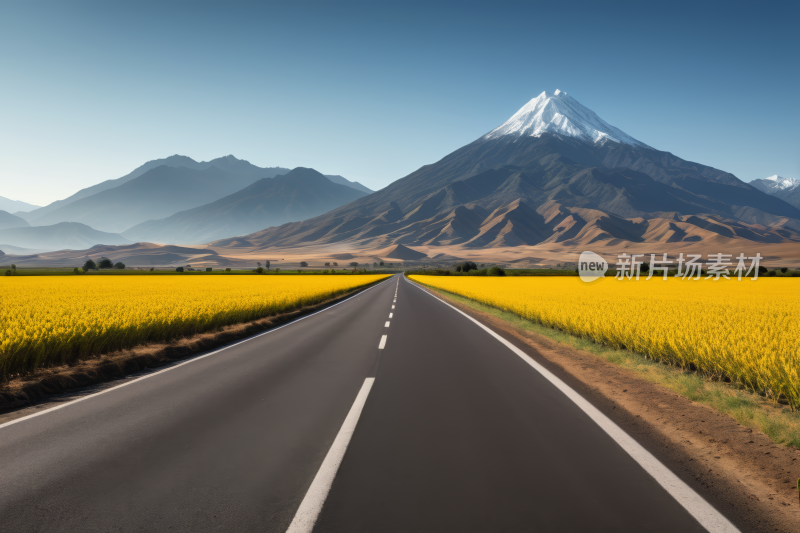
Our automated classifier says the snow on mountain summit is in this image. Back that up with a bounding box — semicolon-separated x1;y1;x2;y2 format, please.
764;175;800;190
483;89;650;148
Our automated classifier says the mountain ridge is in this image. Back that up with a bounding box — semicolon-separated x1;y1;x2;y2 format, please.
22;155;290;223
212;91;800;253
122;167;369;244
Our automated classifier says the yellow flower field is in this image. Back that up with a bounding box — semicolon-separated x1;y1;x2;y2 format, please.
0;275;388;376
410;275;800;410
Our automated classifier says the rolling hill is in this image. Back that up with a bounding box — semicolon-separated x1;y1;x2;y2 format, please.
122;167;370;244
0;210;30;230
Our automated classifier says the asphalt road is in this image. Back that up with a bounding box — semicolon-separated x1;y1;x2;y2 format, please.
0;274;737;532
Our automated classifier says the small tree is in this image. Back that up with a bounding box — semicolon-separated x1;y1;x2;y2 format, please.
73;267;81;274
225;268;231;272
266;260;271;270
388;263;393;267
11;264;16;271
4;270;11;276
150;267;155;271
83;259;97;271
114;262;125;269
379;261;384;266
333;262;338;266
768;270;777;277
257;262;262;267
256;267;264;274
758;265;768;275
300;261;308;267
206;267;212;272
781;267;788;273
176;266;184;272
275;268;281;273
349;262;359;267
640;262;650;274
457;261;477;273
488;266;506;276
97;257;113;269
325;262;331;266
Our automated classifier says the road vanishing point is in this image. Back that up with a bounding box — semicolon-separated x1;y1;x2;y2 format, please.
0;275;739;532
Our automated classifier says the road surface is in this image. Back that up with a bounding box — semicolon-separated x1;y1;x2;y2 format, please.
0;274;737;532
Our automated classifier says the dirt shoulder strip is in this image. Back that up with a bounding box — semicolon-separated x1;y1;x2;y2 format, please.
418;284;800;533
0;282;381;417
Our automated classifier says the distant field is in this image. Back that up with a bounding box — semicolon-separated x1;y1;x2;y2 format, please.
0;275;389;376
0;268;388;276
409;275;800;410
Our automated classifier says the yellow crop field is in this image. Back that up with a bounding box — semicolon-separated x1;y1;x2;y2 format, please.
410;275;800;410
0;275;388;375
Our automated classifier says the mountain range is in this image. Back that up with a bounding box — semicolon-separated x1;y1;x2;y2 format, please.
4;90;799;267
122;167;369;244
19;155;291;224
0;210;30;230
3;156;372;250
0;196;40;214
750;175;800;211
215;90;800;254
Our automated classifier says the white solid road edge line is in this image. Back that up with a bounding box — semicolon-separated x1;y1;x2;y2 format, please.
286;377;375;533
405;277;739;533
0;276;398;432
378;335;387;349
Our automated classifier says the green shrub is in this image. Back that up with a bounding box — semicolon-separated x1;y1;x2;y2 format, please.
300;261;308;267
97;257;114;269
4;270;11;276
781;267;788;273
114;262;125;269
457;261;478;272
175;266;184;273
488;266;506;276
256;267;264;274
83;259;97;271
149;267;155;271
225;268;231;272
206;267;212;272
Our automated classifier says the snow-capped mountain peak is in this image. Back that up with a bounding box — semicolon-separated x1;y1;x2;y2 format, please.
483;89;650;148
764;175;800;190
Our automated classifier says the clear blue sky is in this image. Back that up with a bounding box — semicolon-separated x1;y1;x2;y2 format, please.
2;1;798;206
